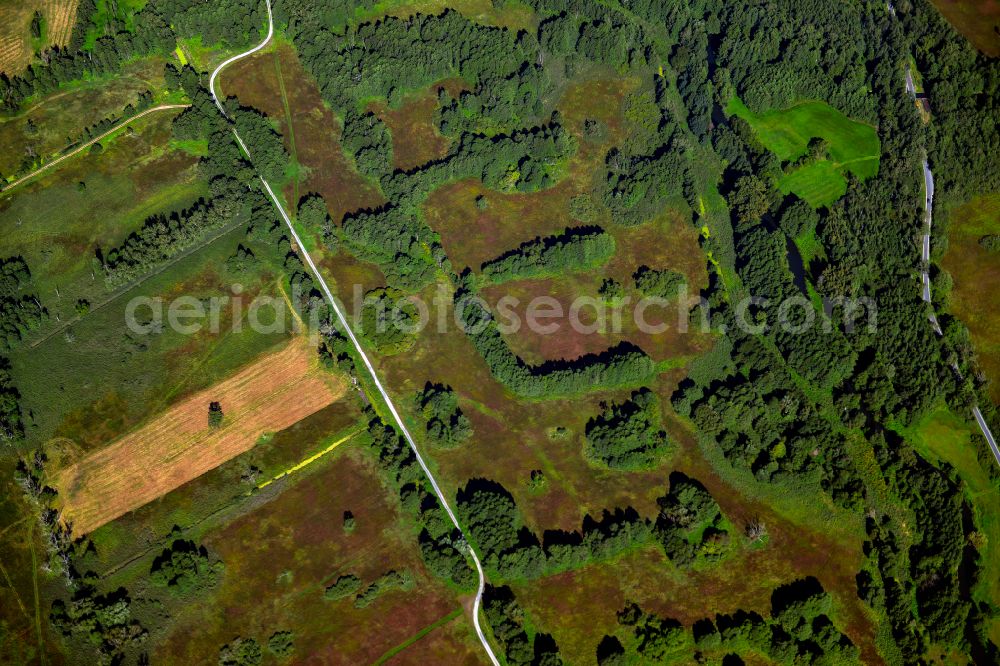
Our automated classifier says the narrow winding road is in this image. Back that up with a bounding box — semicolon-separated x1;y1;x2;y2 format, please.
209;3;501;663
895;7;999;464
1;104;190;196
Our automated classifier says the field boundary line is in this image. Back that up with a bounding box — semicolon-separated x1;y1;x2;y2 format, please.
0;553;30;621
832;155;880;169
255;425;363;491
1;104;190;196
370;607;462;665
29;219;245;349
29;523;45;664
272;48;300;206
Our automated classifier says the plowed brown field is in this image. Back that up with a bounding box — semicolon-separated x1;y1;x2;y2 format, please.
54;339;346;535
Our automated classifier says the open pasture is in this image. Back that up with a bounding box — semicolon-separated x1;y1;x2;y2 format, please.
728;96;881;207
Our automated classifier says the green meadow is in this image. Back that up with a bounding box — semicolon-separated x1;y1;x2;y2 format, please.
727;97;880;207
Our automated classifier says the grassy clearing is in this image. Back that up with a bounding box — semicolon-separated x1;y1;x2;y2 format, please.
219;41;385;222
0;56;170;178
511;489;872;666
61;388;467;664
370;85;455;170
146;447;463;664
727;96;881;207
0;123;185;334
901;406;1000;623
941;193;1000;402
778;160;847;207
0;111;299;451
429;75;636;272
475;208;712;367
8;223;292;449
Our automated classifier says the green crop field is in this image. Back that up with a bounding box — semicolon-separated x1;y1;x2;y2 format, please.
727;96;881;207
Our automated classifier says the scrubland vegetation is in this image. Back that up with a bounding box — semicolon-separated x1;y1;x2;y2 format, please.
0;0;999;663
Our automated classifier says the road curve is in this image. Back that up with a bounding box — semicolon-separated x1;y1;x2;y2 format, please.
208;0;275;116
209;3;501;663
1;104;190;196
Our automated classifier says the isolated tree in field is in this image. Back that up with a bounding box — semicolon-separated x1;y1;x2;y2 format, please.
240;464;261;486
342;510;355;533
599;278;625;305
413;383;473;448
267;631;294;659
29;11;43;41
633;266;686;301
979;235;1000;252
745;517;767;542
208;402;223;429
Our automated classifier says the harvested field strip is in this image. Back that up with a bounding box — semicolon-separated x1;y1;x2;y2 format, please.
0;0;78;75
54;339;346;534
44;0;78;45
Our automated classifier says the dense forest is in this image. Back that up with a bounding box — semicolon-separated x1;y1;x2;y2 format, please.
480;226;615;285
